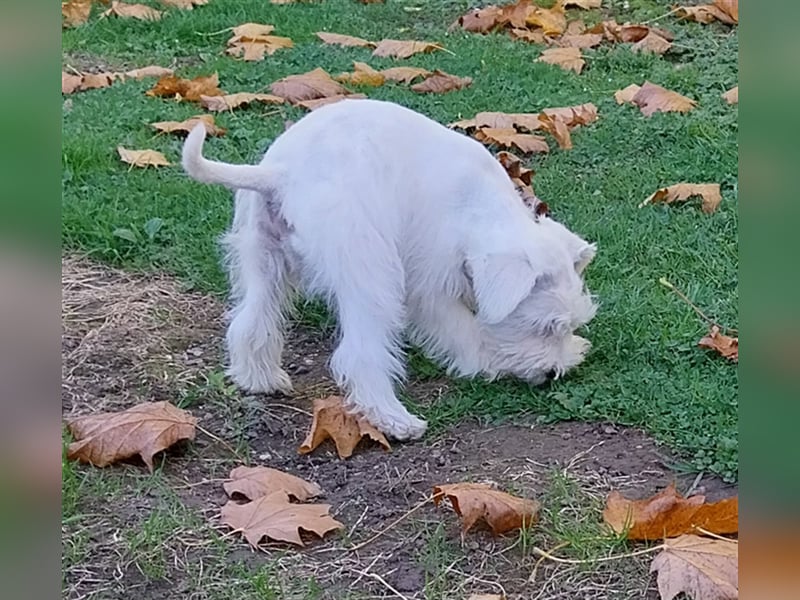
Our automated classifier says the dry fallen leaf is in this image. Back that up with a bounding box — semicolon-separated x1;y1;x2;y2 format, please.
722;86;738;104
160;0;209;8
294;94;368;110
411;70;472;94
699;326;739;362
151;114;226;136
632;30;672;54
227;36;294;61
224;466;322;502
536;46;585;74
619;81;696;117
117;147;172;168
537;112;572;149
556;32;603;48
557;0;602;9
651;535;738;600
640;183;722;214
526;5;568;36
509;28;547;44
101;1;163;21
450;111;544;132
603;483;738;540
677;0;738;25
456;6;505;33
62;72;84;94
146;73;224;102
124;65;175;80
496;151;547;216
433;483;540;536
542;102;598;126
62;0;92;28
299;395;391;459
199;92;284;112
380;66;431;84
335;62;386;87
316;31;375;48
372;39;442;59
474;128;550;154
270;68;350;104
66;401;195;470
614;83;641;104
221;490;343;547
228;23;275;40
62;66;172;94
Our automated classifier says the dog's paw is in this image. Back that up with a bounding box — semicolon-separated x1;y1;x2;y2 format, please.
228;365;294;396
373;412;428;442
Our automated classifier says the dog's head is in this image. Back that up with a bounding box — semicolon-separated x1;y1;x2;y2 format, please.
464;217;597;384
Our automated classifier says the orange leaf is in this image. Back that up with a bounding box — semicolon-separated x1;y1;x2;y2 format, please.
199;92;284;112
372;39;442;59
270;68;350;104
316;31;375;48
62;0;92;28
380;66;431;84
223;466;322;501
335;62;386;87
66;401;194;470
474;128;549;154
220;490;343;547
101;1;162;21
536;47;585;74
640;183;722;214
650;535;738;600
151;114;226;136
117;147;172;168
62;71;83;94
603;483;738;540
294;94;368;111
146;73;224;102
627;81;697;117
433;482;541;535
410;71;472;94
298;395;391;459
537;112;572;150
722;86;738;105
699;326;739;362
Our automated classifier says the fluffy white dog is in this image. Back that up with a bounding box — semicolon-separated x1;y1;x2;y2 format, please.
182;99;597;440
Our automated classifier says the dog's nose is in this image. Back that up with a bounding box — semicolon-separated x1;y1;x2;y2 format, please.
545;369;557;381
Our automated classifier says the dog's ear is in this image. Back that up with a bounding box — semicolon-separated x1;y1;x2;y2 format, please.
465;253;541;324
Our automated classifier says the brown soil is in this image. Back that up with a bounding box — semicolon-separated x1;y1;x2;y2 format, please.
62;256;736;600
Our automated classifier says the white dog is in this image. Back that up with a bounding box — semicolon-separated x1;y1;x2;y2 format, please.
182;99;597;440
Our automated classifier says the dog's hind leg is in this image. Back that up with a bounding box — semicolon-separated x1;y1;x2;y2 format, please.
222;191;293;395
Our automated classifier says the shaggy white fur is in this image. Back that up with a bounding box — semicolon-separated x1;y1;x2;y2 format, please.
182;99;597;440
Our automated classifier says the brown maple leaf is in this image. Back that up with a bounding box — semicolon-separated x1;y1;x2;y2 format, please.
117;147;172;168
101;1;162;21
603;483;738;540
496;151;547;216
474;128;549;154
316;31;375;48
677;0;738;25
372;39;442;59
556;33;603;48
62;0;92;28
456;6;504;33
228;23;275;40
380;66;431;84
640;183;722;214
294;94;368;111
614;83;641;104
450;111;544;132
722;86;738;105
526;5;567;35
509;28;547;44
298;396;391;459
124;65;174;80
221;490;343;547
224;466;322;502
227;36;294;61
536;46;585;74
411;71;472;94
66;401;195;470
146;73;224;102
541;102;598;127
160;0;209;8
557;0;601;8
151;114;226;136
699;326;739;362
650;535;738;600
335;62;386;87
199;92;285;112
632;30;672;54
62;72;83;94
270;68;350;104
617;81;696;117
433;482;541;536
537;112;572;150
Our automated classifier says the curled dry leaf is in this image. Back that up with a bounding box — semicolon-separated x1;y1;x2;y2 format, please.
650;535;738;600
66;401;194;470
456;6;505;33
509;28;547;44
224;466;322;501
227;36;294;61
557;0;602;9
228;23;275;39
147;73;224;102
676;0;738;26
618;81;696;117
450;111;544;132
221;490;343;547
299;395;391;459
335;62;386;87
411;71;472;94
101;1;163;21
81;72;120;90
372;39;442;59
556;33;603;48
537;112;572;149
632;30;672;54
474;128;549;154
62;0;92;28
496;151;547;216
124;65;174;80
151;114;226;136
62;72;84;94
536;46;585;74
160;0;209;8
699;326;739;362
316;31;375;48
62;66;173;94
270;68;350;104
200;92;284;112
117;147;172;168
603;483;738;540
722;86;738;105
295;94;368;111
614;83;641;104
433;482;541;536
380;66;431;84
526;5;567;36
640;183;722;214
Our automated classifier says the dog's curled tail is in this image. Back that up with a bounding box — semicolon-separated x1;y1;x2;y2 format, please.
182;124;273;194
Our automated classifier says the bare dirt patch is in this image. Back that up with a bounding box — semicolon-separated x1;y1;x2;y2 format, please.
62;256;736;600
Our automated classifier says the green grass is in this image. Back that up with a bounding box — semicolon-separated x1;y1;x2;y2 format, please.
62;0;738;481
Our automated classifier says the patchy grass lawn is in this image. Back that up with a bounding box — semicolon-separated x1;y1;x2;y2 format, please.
62;1;737;598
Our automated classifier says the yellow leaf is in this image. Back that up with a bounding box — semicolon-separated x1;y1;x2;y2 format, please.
640;183;722;214
151;114;226;136
117;147;172;168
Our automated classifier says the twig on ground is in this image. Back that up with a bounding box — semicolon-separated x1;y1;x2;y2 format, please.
531;543;665;567
347;567;411;600
348;495;435;552
196;424;246;463
659;277;738;334
529;542;570;583
695;527;738;542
